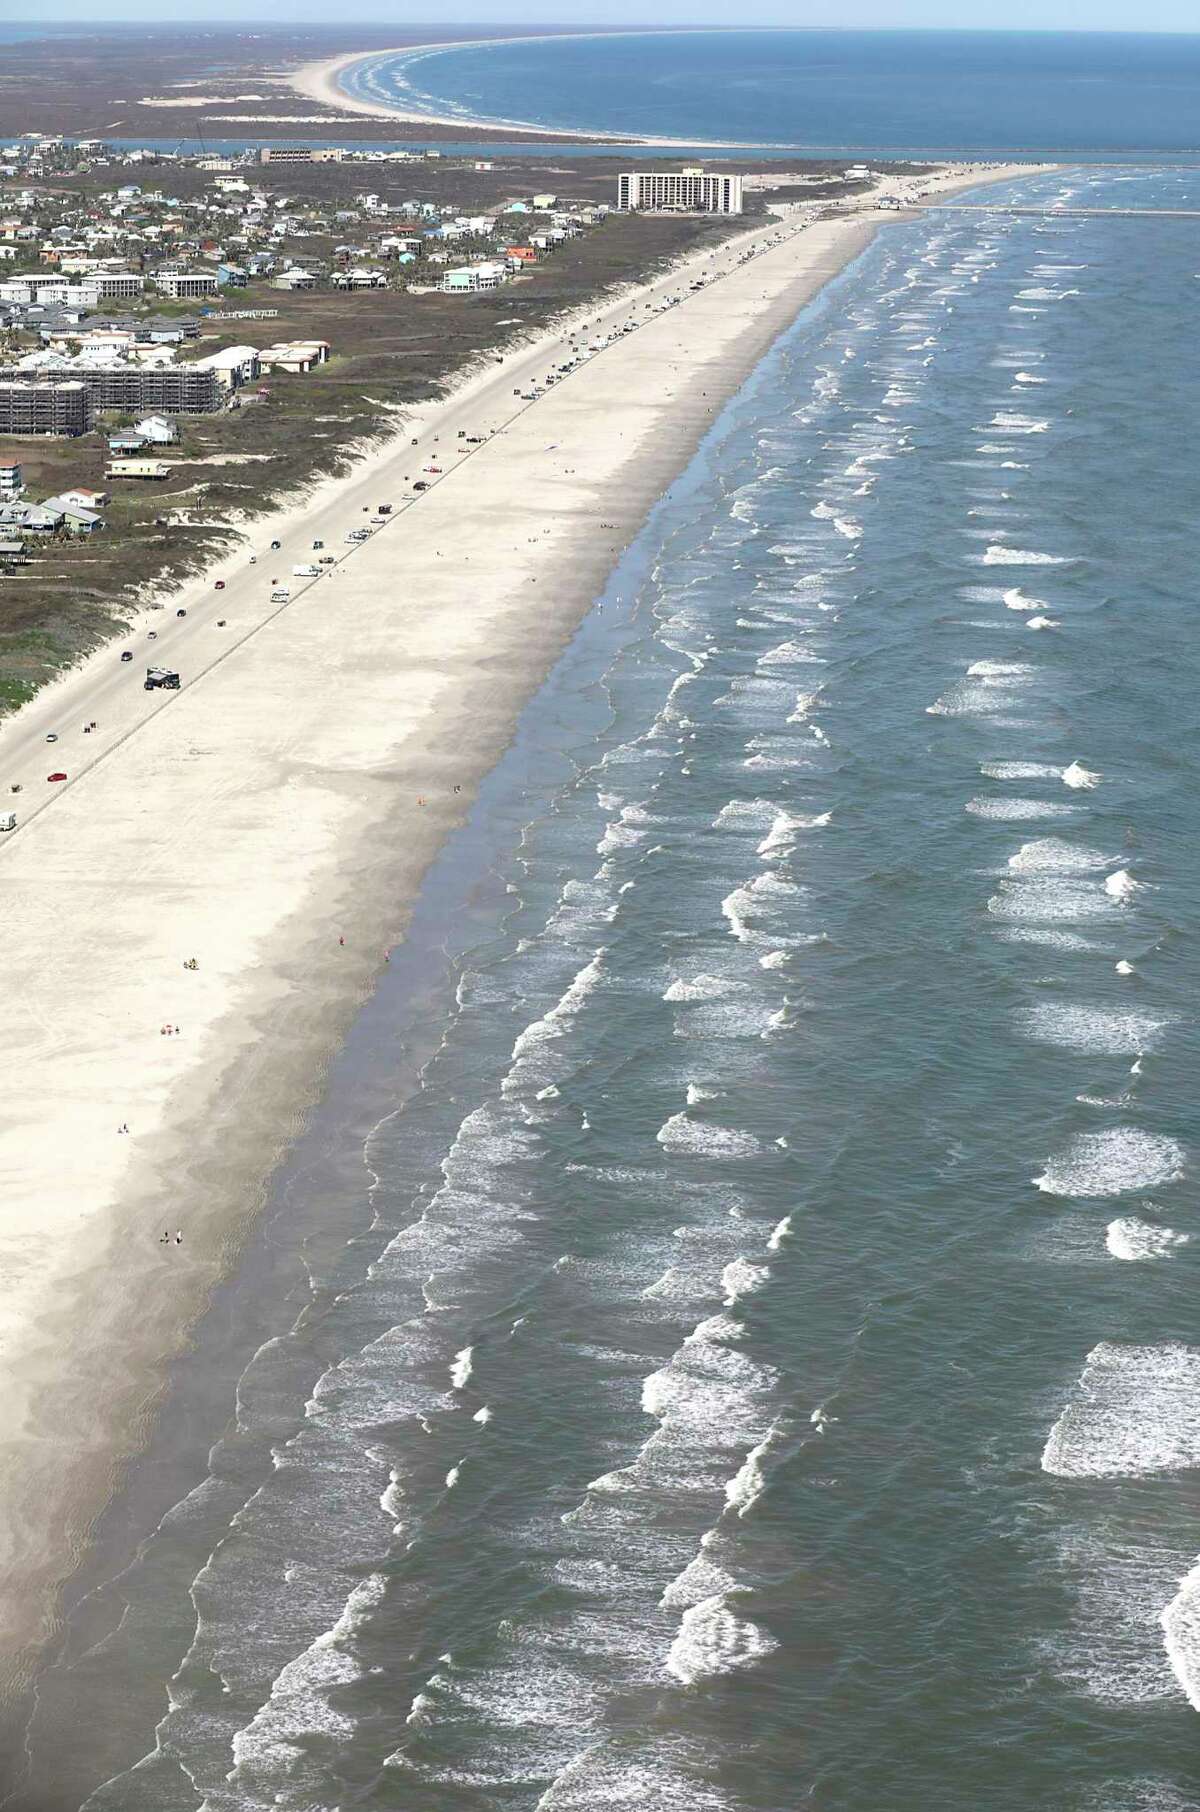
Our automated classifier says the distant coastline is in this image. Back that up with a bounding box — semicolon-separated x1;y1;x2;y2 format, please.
286;31;768;148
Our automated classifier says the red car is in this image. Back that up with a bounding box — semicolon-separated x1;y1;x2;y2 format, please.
48;772;67;783
215;580;226;591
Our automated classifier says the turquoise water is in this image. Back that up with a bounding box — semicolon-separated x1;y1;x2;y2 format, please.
341;29;1200;155
19;164;1200;1809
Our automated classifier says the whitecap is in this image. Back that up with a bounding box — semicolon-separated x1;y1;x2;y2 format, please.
1018;1004;1168;1055
1063;761;1101;790
657;1113;763;1160
982;547;1069;566
1106;1218;1189;1261
1007;839;1110;872
1042;1343;1200;1477
665;1595;779;1684
1105;868;1142;903
1035;1129;1185;1198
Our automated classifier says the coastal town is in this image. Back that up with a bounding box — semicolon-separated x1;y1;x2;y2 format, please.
0;133;911;705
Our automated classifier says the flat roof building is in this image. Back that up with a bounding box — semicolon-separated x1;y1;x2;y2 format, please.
0;380;92;437
617;169;744;216
155;270;218;301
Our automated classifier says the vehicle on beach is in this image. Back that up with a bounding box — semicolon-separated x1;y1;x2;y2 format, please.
216;618;227;626
270;588;290;602
0;812;15;832
292;564;320;578
346;529;369;542
45;733;58;743
177;609;186;618
145;667;180;691
412;481;429;492
378;504;393;514
47;772;67;783
215;580;226;590
318;555;336;565
312;539;324;549
121;651;133;662
270;539;281;550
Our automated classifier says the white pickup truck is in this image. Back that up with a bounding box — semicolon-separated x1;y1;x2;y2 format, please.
292;563;320;578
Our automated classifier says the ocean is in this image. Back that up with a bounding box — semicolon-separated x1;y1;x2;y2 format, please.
19;162;1200;1808
339;29;1200;156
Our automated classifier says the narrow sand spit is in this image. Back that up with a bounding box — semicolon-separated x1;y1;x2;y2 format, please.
0;165;1038;1699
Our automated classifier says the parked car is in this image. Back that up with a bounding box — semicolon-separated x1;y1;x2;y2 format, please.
47;772;67;783
177;609;187;618
318;556;336;565
215;580;226;591
270;539;281;550
312;539;324;549
412;481;429;492
121;651;133;663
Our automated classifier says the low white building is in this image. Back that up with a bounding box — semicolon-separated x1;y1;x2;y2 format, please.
74;271;144;304
0;460;22;500
441;261;507;294
156;270;218;301
257;340;330;374
134;414;179;444
192;343;261;390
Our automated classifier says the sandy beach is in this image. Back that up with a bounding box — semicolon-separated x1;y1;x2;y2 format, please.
0;163;1038;1725
286;34;706;139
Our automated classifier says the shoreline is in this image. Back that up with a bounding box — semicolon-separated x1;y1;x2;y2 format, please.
286;31;776;145
0;161;1043;1755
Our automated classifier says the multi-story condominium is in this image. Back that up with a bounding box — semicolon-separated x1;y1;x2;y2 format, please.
0;380;93;436
617;169;744;215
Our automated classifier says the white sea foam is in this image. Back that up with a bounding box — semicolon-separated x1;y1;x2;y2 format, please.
1018;1004;1168;1055
712;798;777;830
980;760;1062;780
1162;1561;1200;1712
1034;1129;1185;1198
967;797;1080;820
450;1347;474;1390
982;547;1069;565
1063;761;1101;789
1106;1218;1189;1261
967;659;1036;678
985;410;1052;432
665;1595;778;1685
1042;1344;1200;1477
1007;839;1110;872
721;1258;769;1305
657;1114;763;1160
226;1573;387;1783
1105;868;1142;903
758;640;824;667
756;809;828;856
767;1215;792;1250
663;973;735;1003
1004;586;1045;611
1027;615;1058;630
